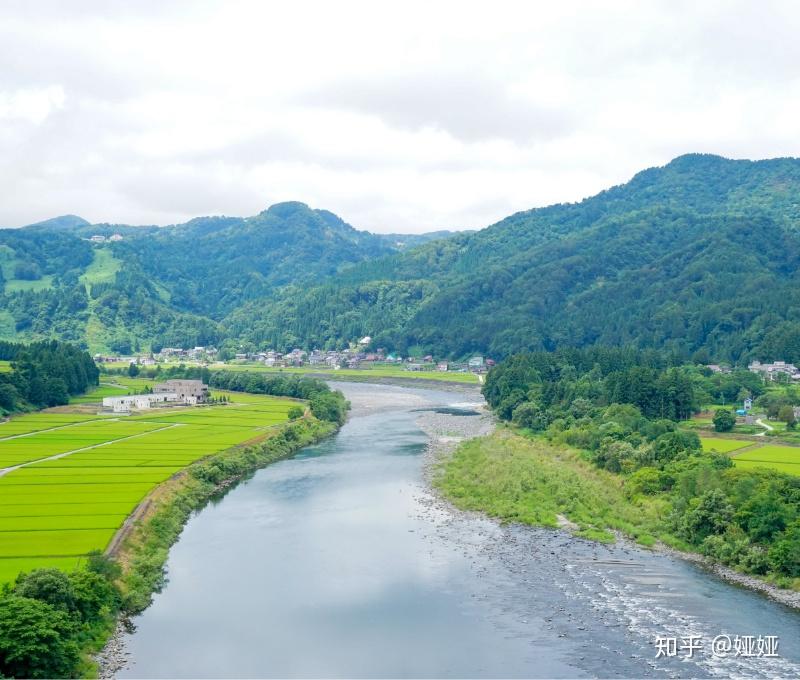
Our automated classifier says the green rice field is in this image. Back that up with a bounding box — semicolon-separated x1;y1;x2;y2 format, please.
69;381;131;404
732;444;800;476
0;391;295;584
700;438;753;454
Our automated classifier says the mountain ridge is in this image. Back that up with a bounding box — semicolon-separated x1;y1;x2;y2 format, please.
3;153;800;362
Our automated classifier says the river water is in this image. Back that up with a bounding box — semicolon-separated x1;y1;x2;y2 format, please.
119;383;800;678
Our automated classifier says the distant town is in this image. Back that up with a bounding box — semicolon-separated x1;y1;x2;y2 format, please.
93;337;494;374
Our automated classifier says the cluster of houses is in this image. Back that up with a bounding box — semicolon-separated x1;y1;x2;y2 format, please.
87;233;123;243
94;341;493;375
93;346;217;366
230;347;492;373
156;346;217;362
747;360;800;382
101;379;209;413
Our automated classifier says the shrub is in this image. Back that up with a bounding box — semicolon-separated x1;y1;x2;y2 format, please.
713;408;736;432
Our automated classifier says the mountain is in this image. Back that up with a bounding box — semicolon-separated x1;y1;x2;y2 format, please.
0;202;399;352
224;154;800;362
3;154;800;363
24;214;91;230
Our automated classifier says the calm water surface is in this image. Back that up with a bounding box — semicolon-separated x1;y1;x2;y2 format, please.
120;383;800;678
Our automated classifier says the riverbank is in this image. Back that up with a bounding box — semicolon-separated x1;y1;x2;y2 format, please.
104;382;800;678
430;427;800;610
96;415;339;678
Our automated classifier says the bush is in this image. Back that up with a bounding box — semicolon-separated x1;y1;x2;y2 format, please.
681;489;734;543
287;405;304;420
713;408;736;432
511;401;549;431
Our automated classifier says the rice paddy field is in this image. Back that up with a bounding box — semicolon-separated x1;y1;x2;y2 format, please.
732;444;800;476
0;389;295;584
700;437;753;454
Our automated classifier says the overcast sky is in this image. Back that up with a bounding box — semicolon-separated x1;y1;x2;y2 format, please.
1;1;799;233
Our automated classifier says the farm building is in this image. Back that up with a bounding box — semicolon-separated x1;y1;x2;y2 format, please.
153;379;209;404
102;392;179;413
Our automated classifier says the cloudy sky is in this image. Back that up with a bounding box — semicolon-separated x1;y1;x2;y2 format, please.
1;1;799;233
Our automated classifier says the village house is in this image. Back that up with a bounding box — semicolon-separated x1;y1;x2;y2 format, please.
102;392;179;413
153;379;209;404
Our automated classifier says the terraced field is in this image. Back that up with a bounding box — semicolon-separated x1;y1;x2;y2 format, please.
732;444;800;476
0;392;295;584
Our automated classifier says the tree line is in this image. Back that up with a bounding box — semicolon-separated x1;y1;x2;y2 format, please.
483;347;799;584
0;340;99;413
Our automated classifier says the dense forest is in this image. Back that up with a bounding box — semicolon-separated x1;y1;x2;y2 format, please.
4;154;800;364
482;348;799;584
0;341;99;413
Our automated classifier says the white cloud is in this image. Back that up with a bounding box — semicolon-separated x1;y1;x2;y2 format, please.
0;0;799;231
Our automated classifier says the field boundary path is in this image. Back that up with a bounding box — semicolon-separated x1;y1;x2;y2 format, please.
0;423;183;477
0;416;112;442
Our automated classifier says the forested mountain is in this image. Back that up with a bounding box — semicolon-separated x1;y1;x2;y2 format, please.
3;154;800;362
229;154;800;362
0;202;399;352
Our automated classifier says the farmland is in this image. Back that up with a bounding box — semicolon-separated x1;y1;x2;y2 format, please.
731;444;800;476
700;437;753;454
0;387;296;584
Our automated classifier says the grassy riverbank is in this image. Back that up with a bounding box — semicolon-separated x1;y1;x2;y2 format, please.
434;428;800;595
434;428;669;545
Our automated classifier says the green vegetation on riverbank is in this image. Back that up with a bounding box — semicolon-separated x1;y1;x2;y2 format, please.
0;374;348;678
435;429;665;545
457;348;800;590
119;414;338;613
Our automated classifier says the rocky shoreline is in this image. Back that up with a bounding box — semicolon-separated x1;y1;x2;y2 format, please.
95;617;132;679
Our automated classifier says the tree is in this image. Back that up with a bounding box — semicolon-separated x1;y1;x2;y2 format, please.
713;408;736;432
777;405;797;430
682;489;734;543
0;596;80;679
511;401;550;431
128;361;140;377
14;568;76;613
287;405;304;420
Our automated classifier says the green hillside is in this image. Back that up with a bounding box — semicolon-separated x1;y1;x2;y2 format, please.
227;154;800;361
4;154;800;362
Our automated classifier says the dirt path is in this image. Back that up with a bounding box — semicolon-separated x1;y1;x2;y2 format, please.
755;417;774;436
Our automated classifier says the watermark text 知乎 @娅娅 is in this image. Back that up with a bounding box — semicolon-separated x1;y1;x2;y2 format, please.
654;634;779;659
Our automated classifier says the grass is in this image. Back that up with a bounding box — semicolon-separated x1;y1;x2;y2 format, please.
0;360;10;373
0;390;296;582
80;248;122;287
732;444;800;476
69;381;132;404
3;275;54;293
434;428;669;546
700;437;753;454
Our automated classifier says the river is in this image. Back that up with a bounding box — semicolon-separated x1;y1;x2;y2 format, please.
118;382;800;678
